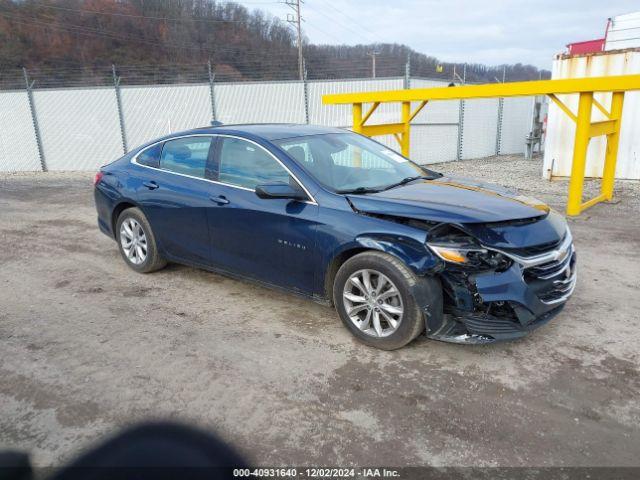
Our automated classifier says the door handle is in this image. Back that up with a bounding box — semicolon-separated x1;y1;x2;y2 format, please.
143;181;159;190
210;195;230;205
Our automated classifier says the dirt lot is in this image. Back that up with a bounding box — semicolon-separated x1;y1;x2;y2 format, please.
1;155;640;467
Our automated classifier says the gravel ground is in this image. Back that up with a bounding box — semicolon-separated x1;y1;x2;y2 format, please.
1;155;640;468
436;154;640;214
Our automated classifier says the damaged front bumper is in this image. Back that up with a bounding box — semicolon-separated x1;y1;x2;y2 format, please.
428;235;577;344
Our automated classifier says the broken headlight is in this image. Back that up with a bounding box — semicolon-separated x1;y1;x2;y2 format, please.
427;241;511;270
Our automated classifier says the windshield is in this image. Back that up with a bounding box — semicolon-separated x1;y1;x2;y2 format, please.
275;133;440;193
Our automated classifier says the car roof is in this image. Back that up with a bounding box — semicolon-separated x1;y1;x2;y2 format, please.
178;123;348;141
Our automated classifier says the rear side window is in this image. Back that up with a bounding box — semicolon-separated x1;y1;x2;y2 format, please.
137;143;162;168
218;137;290;189
160;137;213;179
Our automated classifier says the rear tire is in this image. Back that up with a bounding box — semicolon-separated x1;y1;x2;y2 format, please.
116;207;166;273
333;251;436;350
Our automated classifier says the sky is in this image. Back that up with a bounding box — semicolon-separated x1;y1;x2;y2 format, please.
234;0;639;70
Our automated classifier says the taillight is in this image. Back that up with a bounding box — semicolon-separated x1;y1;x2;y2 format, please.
93;171;104;186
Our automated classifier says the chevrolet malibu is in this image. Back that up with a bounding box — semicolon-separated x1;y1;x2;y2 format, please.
94;124;576;350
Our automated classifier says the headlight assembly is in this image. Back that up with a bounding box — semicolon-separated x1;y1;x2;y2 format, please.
427;241;511;270
427;243;486;264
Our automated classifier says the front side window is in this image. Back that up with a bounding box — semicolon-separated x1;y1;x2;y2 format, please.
275;133;439;193
218;137;291;189
280;141;314;165
160;137;213;179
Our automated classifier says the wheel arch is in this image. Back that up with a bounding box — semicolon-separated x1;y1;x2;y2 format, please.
323;234;440;305
324;246;369;305
111;199;140;239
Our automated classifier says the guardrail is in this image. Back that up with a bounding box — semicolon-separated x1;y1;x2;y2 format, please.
323;75;640;216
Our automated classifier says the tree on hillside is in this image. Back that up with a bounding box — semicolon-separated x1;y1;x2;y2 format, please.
0;0;550;87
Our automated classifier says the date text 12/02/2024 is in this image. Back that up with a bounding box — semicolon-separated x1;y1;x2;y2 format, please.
232;468;400;478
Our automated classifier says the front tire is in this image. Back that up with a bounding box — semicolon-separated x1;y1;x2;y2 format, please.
333;251;436;350
116;207;166;273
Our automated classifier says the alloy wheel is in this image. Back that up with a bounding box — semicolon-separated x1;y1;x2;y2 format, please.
120;218;148;265
342;269;404;338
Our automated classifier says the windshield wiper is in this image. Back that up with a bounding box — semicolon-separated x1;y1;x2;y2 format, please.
337;173;440;195
336;186;383;195
381;175;436;191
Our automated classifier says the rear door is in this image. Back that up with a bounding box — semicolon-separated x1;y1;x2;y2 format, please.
206;136;320;294
134;135;219;266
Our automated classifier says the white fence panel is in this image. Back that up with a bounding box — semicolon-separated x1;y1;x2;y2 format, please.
500;97;533;155
35;88;123;171
409;79;460;125
0;75;542;172
411;125;459;165
122;84;212;149
461;98;500;159
407;79;460;164
215;81;305;124
0;91;41;172
308;77;404;126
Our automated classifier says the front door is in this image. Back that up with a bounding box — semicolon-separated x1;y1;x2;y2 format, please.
206;136;320;294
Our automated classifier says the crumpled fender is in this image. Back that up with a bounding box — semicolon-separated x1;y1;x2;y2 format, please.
352;234;444;334
354;234;439;275
410;274;444;334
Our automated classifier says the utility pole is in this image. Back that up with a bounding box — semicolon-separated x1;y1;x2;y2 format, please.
367;50;380;78
285;0;304;81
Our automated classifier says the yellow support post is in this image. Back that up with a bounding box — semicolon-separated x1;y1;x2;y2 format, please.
401;101;411;157
589;120;617;137
323;75;640;104
566;92;594;216
409;100;428;122
593;97;612;119
361;123;406;137
361;102;380;125
352;102;363;133
601;92;625;200
353;103;363;167
322;75;640;216
548;94;577;122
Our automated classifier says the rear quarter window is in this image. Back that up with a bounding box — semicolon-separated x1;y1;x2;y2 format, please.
137;143;162;168
160;137;212;179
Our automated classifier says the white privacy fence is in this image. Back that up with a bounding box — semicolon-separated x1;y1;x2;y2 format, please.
0;76;537;172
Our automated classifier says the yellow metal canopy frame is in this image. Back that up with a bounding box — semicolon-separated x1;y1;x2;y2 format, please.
323;75;640;216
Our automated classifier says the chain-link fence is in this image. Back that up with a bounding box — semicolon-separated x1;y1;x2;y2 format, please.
0;64;541;172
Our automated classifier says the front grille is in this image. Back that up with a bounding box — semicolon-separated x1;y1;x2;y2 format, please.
500;236;564;257
483;229;577;307
525;244;574;280
496;229;578;306
538;278;575;303
526;251;577;305
464;314;522;335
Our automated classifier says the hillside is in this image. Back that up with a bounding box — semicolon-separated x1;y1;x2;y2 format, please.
0;0;551;87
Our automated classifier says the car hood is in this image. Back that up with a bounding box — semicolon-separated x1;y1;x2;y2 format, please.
347;175;550;224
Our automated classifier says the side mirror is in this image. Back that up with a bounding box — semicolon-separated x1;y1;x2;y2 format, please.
255;182;308;201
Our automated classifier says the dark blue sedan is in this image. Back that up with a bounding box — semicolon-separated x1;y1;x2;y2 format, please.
94;124;576;349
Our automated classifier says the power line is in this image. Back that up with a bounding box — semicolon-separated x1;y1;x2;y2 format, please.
314;0;380;42
304;1;377;45
302;20;344;44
